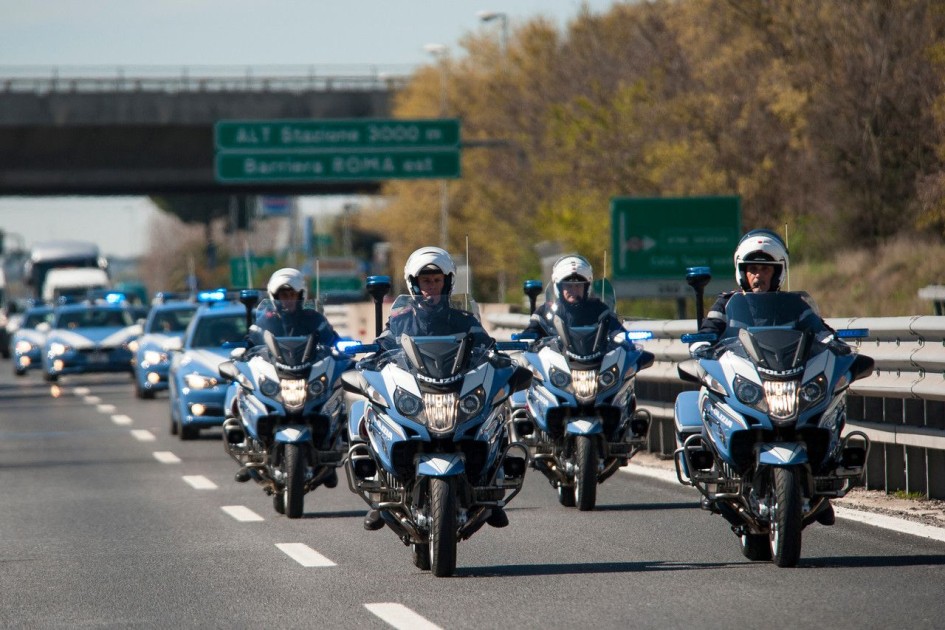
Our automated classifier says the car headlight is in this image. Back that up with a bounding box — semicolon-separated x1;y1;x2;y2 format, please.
394;388;423;417
734;375;765;408
259;377;280;398
307;377;327;398
15;340;33;354
143;350;167;365
184;373;217;390
549;367;571;389
49;342;70;356
128;340;139;353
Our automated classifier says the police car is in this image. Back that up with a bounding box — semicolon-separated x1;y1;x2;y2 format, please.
130;294;198;399
40;293;141;382
11;304;55;376
167;289;248;440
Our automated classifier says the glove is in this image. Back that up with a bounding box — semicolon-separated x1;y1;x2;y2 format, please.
689;341;712;359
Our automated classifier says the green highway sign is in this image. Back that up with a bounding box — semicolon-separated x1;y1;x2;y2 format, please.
611;196;741;295
216;149;460;181
313;275;364;294
230;255;276;288
215;118;460;151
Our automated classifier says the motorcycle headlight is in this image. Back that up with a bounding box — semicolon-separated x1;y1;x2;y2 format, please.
307;376;327;398
394;388;423;417
764;379;799;421
597;366;619;390
800;374;827;407
49;342;70;356
15;340;33;354
549;367;571;389
459;389;484;417
143;350;167;365
423;392;457;433
259;377;280;398
734;375;765;407
184;374;218;390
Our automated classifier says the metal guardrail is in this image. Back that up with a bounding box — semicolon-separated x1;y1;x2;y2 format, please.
488;311;945;497
0;65;412;94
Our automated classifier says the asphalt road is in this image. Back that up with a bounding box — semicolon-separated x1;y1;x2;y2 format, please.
2;368;945;629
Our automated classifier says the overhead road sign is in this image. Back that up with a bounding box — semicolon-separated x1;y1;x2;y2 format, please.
215;119;460;151
610;196;741;298
214;118;461;183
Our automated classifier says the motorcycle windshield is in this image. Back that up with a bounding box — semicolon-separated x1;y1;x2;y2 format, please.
388;294;481;322
721;291;828;339
557;322;606;362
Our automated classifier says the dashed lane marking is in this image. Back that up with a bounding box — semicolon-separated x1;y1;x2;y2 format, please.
153;451;181;464
130;429;156;442
183;475;217;489
83;395;101;404
364;603;442;630
111;414;133;425
73;387;91;396
96;403;116;413
275;543;336;567
221;505;264;522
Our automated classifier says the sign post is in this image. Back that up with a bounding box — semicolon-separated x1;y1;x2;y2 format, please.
214;118;461;182
610;196;741;299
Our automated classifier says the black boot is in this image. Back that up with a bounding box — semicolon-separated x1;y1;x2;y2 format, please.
486;507;509;528
234;467;252;483
815;501;836;526
323;468;338;488
363;509;384;531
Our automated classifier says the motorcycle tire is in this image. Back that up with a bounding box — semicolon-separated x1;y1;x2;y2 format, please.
284;443;306;519
740;533;772;561
412;543;431;570
769;466;803;567
273;493;285;515
429;477;457;577
574;435;599;511
557;484;576;508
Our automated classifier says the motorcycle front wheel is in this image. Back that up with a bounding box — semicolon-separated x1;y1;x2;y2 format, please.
428;477;457;577
283;443;306;519
574;436;599;511
769;466;803;567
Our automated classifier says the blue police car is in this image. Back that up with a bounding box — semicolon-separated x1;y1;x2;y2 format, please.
131;296;198;399
168;290;248;440
40;294;140;383
11;305;55;376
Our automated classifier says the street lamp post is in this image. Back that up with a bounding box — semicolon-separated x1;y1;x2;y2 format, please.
424;43;450;250
477;10;508;56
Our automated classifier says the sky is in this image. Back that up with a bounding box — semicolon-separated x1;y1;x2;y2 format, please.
0;0;622;259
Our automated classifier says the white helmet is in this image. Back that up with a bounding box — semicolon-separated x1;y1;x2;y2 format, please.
404;246;456;299
267;267;306;302
551;254;593;300
734;229;789;292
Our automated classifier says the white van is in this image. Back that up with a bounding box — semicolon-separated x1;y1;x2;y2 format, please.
42;268;110;303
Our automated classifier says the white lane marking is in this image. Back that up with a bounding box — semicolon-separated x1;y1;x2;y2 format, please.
153;451;181;464
623;462;945;542
276;543;336;567
836;507;945;543
73;386;91;396
97;403;116;413
221;505;264;522
130;429;156;442
365;603;442;630
183;475;217;489
111;414;133;425
83;395;101;404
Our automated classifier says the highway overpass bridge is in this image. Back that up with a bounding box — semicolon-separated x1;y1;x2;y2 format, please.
0;66;408;195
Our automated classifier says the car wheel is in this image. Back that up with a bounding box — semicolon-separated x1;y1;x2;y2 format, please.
170;414;179;436
180;423;199;440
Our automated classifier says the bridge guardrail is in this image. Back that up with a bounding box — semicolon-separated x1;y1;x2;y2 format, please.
488;311;945;498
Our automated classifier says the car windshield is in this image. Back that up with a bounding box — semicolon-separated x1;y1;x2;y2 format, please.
721;291;828;339
190;314;247;348
56;307;133;329
23;310;54;328
148;307;197;333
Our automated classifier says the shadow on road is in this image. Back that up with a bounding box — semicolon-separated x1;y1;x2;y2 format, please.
800;554;945;569
458;559;741;577
595;501;701;512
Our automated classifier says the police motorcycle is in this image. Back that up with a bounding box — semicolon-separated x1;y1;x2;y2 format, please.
341;277;532;577
217;290;353;518
674;267;874;567
509;280;655;511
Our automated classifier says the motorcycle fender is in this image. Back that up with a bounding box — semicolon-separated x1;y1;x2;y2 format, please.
275;425;312;444
565;419;603;435
416;453;465;477
758;442;808;466
674;390;703;438
348;399;367;442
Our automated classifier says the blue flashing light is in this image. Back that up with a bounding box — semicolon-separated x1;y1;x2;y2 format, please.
367;275;392;287
681;332;717;344
104;292;126;304
524;280;543;290
836;328;869;339
625;330;654;341
334;339;361;353
686;266;712;277
511;332;538;341
197;288;228;303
